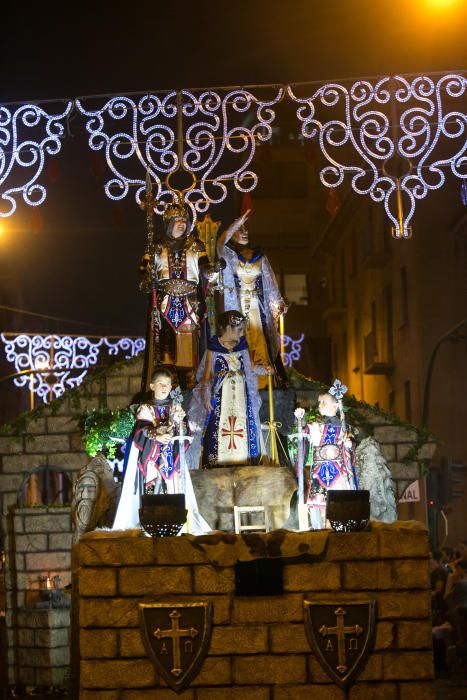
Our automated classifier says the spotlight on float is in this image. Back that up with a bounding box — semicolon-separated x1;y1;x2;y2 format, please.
139;494;187;537
326;490;370;533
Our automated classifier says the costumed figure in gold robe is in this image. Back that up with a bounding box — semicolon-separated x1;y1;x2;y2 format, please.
217;209;288;387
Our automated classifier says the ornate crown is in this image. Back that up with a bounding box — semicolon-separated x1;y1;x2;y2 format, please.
162;196;189;224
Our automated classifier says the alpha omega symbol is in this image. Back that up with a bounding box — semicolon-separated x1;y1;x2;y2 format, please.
139;602;212;693
304;600;376;688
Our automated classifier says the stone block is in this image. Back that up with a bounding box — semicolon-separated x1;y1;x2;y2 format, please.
128;375;142;394
15;553;24;571
17;667;35;686
106;376;129;395
308;654;333;683
2;454;47;474
17;608;69;628
373;427;417;443
79;533;154;566
70;432;85;451
398;682;434;699
198;689;269;700
194;565;235;594
343;561;392;590
80;598;140;628
80;629;118;658
0;436;23;454
375;523;429;558
358;653;383;680
190;656;232;686
396;621;432;649
383;651;433;680
18;628;34;646
119;628;146;657
210;625;268;655
349;684;397;700
19;645;68;667
283;561;341;591
327;532;379;560
13;513;24;532
47;415;78;433
387;463;419;480
106;395;131;410
50;452;88;470
380;444;396;461
121;692;193;700
81;692;120;700
35;627;69;647
396;444;415;460
4;491;19;512
375;622;394;650
25;551;70;571
20;512;71;533
80;568;117;596
25;434;70;453
274;686;345;700
376;591;431;619
233;654;306;685
49;532;73;550
119;565;192;595
390;560;430;589
232;594;303;624
14;533;48;552
80;659;156;689
153;536;209;565
270;623;310;653
0;474;25;493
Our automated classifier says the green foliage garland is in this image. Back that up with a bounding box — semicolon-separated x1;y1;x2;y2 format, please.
79;408;135;459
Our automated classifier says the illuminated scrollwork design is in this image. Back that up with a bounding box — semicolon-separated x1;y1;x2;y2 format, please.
281;334;304;367
0;334;146;402
0;101;73;217
288;73;467;238
76;88;283;224
103;337;146;358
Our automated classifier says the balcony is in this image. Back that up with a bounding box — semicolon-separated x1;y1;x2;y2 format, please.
364;329;394;375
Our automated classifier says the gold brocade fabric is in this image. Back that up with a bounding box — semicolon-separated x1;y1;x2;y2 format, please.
162;332;196;369
217;353;249;464
237;260;270;368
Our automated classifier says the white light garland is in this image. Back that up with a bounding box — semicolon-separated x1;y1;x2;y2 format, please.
0;333;303;402
288;74;467;238
76;88;284;224
0;101;73;217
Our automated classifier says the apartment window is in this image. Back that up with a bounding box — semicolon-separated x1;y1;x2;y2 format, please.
400;266;409;326
404;380;412;423
350;230;358;276
385;285;394;361
284;273;309;306
353;318;361;370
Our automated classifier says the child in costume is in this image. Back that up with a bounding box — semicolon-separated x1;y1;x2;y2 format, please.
112;367;210;533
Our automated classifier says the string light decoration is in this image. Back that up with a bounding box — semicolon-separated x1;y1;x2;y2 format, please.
0;334;145;402
1;333;303;402
288;73;467;238
0;101;73;217
76;88;284;224
281;333;304;367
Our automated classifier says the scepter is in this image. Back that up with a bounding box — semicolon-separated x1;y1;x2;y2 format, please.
169;388;192;496
329;378;359;488
292;407;309;530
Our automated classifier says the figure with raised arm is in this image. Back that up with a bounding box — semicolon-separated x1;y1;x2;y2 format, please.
217;210;288;387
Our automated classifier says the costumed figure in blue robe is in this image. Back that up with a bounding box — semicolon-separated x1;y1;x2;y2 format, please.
188;311;263;468
217;209;288;387
305;391;357;529
112;367;210;533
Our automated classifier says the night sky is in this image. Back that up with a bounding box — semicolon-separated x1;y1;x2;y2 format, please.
0;0;465;335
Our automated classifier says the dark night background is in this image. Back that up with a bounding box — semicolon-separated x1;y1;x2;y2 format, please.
0;0;465;336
